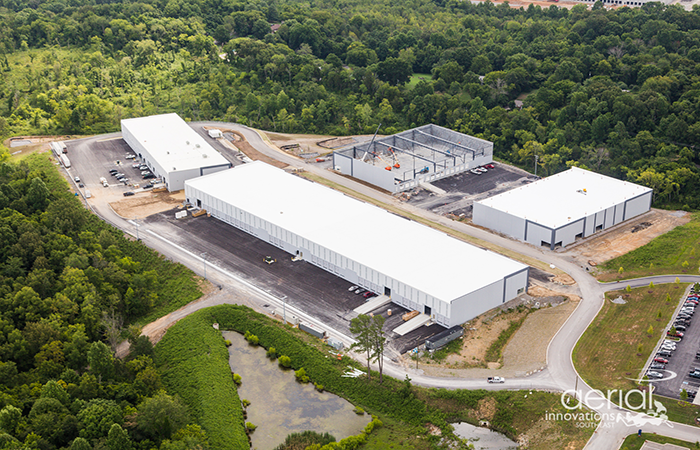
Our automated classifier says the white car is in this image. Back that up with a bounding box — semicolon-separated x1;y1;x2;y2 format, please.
470;169;481;175
487;376;505;383
348;285;358;291
647;371;664;379
74;176;80;182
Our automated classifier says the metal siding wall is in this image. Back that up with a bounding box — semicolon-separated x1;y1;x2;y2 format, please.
504;269;528;300
554;221;583;247
472;202;526;240
168;168;200;191
614;204;624;224
352;160;398;192
333;153;353;174
448;279;503;327
584;214;595;236
201;164;230;176
526;222;552;246
595;211;605;227
624;192;652;220
604;207;615;228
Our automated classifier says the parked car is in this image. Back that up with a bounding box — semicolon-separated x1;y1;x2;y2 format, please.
109;169;118;174
650;362;665;370
348;285;358;292
123;191;135;197
675;325;687;331
657;350;673;357
647;371;664;379
125;154;136;159
654;357;669;364
142;183;153;189
141;170;151;176
363;291;376;298
470;169;481;175
78;183;84;188
485;163;495;169
661;342;676;350
354;288;366;295
143;174;155;179
667;331;684;338
690;372;700;379
487;377;505;383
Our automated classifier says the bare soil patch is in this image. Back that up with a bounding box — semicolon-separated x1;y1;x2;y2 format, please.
220;130;289;169
563;209;689;266
109;190;186;219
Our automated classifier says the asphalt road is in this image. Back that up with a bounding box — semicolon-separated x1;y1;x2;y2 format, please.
65;122;700;449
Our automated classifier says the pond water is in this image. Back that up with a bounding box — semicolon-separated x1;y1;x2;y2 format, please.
452;422;519;449
223;331;370;450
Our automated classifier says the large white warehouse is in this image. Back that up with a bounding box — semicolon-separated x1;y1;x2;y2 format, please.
185;161;529;328
473;167;653;249
121;113;231;191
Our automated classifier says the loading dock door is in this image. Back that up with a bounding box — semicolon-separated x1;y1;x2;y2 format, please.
384;286;391;296
424;305;432;316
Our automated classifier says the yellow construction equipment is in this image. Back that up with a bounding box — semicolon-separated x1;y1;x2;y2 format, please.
192;209;207;217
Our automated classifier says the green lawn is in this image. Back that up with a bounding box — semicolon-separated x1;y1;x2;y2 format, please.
573;283;700;426
407;73;431;89
573;284;683;391
598;213;700;281
619;432;699;450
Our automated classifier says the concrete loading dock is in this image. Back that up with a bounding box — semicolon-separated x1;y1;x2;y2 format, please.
185;161;529;328
473;167;653;249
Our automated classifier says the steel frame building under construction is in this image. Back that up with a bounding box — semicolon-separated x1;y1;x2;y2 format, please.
332;124;493;193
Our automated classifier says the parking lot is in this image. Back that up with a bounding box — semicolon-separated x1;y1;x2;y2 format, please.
143;209;442;354
648;287;700;402
406;163;537;217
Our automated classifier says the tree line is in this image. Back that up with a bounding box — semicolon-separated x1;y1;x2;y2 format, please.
1;0;700;208
0;153;206;449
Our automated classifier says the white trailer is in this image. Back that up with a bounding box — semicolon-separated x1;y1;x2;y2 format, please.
60;154;71;168
207;129;223;139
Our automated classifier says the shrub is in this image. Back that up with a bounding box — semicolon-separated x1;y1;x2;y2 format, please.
241;399;250;408
245;422;257;431
233;373;242;386
274;431;336;450
244;331;259;346
314;383;324;392
266;346;277;359
295;367;310;383
278;355;292;368
353;406;365;415
225;340;232;347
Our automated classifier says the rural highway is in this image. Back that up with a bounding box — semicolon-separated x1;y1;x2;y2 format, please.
76;123;700;449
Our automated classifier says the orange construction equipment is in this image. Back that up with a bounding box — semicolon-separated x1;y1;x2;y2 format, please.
192;209;207;217
388;147;400;169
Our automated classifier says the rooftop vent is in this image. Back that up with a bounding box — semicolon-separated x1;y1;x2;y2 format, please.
203;154;208;158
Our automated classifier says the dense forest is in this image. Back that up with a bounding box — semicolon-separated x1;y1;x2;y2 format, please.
1;0;700;207
0;154;207;449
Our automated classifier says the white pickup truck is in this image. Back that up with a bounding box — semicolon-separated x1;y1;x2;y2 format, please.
487;376;505;384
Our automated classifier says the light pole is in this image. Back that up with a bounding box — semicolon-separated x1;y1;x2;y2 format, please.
201;252;208;280
281;295;287;325
134;219;140;241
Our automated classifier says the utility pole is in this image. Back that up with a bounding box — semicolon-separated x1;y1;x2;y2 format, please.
201;252;208;280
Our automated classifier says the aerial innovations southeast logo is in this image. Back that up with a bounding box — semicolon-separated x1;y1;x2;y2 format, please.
545;388;673;429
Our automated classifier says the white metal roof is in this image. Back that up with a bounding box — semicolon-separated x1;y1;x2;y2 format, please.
121;113;228;172
476;167;652;229
185;161;527;303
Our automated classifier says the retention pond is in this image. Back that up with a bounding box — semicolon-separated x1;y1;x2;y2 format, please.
223;331;370;449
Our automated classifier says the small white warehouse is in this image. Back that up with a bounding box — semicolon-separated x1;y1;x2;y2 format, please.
185;161;529;328
473;167;653;249
121;113;231;191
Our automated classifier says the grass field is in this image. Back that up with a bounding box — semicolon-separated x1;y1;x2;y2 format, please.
619;432;699;450
598;213;700;281
407;73;431;89
573;284;683;391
